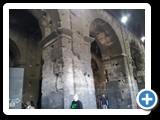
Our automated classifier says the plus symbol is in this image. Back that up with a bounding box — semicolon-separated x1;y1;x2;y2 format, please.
142;93;153;105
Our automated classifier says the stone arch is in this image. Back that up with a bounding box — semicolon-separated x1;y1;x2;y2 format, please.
9;9;43;108
29;9;60;38
89;18;132;109
90;18;122;60
9;39;20;67
10;9;42;40
9;9;63;109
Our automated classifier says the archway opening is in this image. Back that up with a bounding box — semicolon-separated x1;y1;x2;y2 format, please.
90;18;128;109
9;9;42;108
91;41;107;108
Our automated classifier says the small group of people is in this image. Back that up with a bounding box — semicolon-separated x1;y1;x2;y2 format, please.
22;101;35;109
70;93;109;109
21;94;108;109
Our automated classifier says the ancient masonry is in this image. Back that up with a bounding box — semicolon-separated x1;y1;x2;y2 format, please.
9;9;145;109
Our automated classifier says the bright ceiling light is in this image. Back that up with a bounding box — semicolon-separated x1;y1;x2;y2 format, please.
121;16;128;24
141;36;145;42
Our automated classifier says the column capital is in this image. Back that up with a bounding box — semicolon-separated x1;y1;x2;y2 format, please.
39;27;73;47
83;36;95;43
57;27;73;37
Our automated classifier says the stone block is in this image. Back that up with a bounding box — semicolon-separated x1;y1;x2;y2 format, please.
62;47;73;58
42;60;54;78
62;58;73;73
42;77;56;96
41;91;64;109
61;37;72;49
58;10;71;29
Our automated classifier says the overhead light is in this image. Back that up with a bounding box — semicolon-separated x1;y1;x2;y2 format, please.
141;36;145;42
121;16;128;24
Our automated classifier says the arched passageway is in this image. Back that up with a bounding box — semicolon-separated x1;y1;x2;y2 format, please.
9;9;42;108
90;18;132;109
9;9;143;109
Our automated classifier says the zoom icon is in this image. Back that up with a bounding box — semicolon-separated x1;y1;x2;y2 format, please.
136;89;158;110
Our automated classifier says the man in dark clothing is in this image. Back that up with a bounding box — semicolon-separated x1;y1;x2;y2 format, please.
101;94;108;109
70;94;83;109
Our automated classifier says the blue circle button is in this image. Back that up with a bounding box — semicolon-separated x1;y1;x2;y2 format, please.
136;89;158;110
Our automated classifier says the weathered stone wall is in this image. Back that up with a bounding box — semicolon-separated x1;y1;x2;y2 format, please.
129;35;145;83
67;9;142;108
9;9;144;109
40;27;96;108
40;28;74;109
41;37;64;108
40;9;143;109
121;27;145;90
104;56;132;108
91;52;106;95
72;34;97;108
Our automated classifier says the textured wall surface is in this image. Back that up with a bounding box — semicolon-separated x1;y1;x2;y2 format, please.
9;9;145;109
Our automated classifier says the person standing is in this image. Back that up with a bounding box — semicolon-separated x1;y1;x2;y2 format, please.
101;94;109;109
70;94;83;109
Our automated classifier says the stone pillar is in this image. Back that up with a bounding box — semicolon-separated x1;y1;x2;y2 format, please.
103;54;132;109
61;28;74;109
69;34;97;108
39;27;74;109
73;36;96;108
